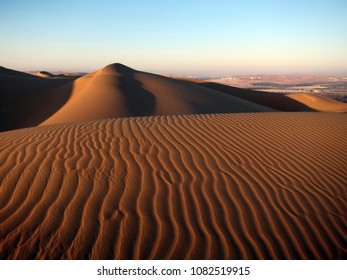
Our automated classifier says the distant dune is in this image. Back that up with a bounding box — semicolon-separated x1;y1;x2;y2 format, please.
0;113;346;259
35;71;55;78
183;78;347;112
288;94;347;112
2;63;347;132
0;66;41;79
34;71;82;78
40;63;274;126
0;67;78;131
0;63;346;260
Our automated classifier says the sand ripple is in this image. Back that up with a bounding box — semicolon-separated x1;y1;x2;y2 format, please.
0;112;346;259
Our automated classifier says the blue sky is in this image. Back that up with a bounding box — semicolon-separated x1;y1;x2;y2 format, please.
0;0;346;75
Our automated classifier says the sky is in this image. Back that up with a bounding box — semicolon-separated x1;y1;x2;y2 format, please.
0;0;346;75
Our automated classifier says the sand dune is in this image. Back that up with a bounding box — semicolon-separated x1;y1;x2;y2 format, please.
40;63;275;126
288;94;347;112
35;71;81;78
2;63;347;132
0;112;346;259
185;79;347;112
0;66;41;79
35;71;55;78
1;63;346;259
0;67;76;131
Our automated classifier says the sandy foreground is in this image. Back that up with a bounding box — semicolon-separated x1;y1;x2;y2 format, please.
0;64;346;259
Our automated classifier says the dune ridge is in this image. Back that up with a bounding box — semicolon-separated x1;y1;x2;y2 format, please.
2;63;347;132
39;63;275;126
0;112;346;259
35;71;55;78
0;67;77;131
184;79;347;112
35;71;81;78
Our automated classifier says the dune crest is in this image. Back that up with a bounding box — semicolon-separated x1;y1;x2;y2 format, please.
288;93;347;112
2;63;347;132
0;112;346;259
0;67;77;131
1;64;346;259
39;63;274;126
35;71;54;78
183;79;347;113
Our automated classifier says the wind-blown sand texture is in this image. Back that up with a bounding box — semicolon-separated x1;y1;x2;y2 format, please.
0;112;346;259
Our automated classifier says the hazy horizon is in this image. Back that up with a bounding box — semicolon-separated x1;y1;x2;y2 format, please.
20;66;347;78
1;0;346;76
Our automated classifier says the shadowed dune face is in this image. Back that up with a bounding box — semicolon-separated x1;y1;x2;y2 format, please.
35;71;54;78
1;63;346;260
119;76;156;115
185;80;347;112
2;63;347;131
39;63;275;126
135;73;274;115
0;66;42;79
111;65;156;116
0;68;76;131
0;113;346;260
102;64;156;115
195;81;315;111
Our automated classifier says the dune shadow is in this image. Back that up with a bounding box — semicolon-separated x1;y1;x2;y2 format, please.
0;75;76;131
115;64;156;116
194;82;316;112
29;79;76;125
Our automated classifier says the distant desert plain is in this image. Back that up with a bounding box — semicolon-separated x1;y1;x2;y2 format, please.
0;63;346;259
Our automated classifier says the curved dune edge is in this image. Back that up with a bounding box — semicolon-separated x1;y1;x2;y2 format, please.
2;63;347;132
182;78;347;113
39;63;274;126
288;94;347;112
35;71;54;78
0;112;346;259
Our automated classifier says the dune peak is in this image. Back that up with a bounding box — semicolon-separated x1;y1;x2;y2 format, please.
39;71;52;75
101;63;136;75
35;71;54;78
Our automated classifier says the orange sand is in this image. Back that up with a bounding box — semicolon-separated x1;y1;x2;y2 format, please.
0;113;346;259
0;63;346;259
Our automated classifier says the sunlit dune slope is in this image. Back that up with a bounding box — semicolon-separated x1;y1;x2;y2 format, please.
184;79;347;112
0;112;346;259
2;63;347;132
288;94;347;112
40;63;275;126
